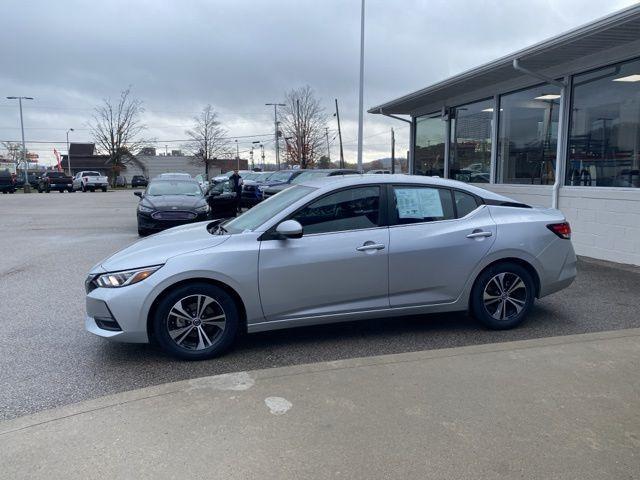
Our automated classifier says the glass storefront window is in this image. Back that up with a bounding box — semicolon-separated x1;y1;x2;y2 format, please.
414;114;446;176
497;84;560;184
450;99;493;183
567;57;640;188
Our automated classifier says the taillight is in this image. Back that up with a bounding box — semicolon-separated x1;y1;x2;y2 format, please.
547;222;571;239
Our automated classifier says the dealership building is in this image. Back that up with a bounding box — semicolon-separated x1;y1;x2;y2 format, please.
370;5;640;266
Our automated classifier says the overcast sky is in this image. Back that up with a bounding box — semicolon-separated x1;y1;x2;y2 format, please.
1;0;637;167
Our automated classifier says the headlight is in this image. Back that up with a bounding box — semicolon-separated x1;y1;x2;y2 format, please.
195;204;210;213
93;265;162;288
138;204;154;213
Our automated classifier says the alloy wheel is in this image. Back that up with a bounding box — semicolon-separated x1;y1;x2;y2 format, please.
166;294;226;351
482;272;527;321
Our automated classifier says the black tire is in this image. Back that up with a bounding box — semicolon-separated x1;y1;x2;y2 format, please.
59;189;64;193
82;184;86;192
90;188;95;192
67;188;73;193
37;186;42;193
470;262;535;330
45;186;50;193
153;282;240;360
101;187;107;192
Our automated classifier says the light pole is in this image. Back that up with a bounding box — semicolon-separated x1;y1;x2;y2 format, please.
6;96;34;192
252;141;261;170
235;139;240;170
356;0;366;172
265;103;285;170
66;128;74;176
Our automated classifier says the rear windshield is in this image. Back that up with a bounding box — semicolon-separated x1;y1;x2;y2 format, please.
83;171;101;177
48;172;67;178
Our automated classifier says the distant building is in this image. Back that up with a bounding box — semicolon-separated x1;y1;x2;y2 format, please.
60;143;248;180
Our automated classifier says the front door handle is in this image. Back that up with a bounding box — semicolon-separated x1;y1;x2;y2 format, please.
466;230;493;239
356;242;386;252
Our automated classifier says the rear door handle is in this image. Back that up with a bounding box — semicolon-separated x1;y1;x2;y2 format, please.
466;231;492;239
356;243;386;252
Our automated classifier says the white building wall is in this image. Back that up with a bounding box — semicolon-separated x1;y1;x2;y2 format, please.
480;184;640;266
123;156;222;181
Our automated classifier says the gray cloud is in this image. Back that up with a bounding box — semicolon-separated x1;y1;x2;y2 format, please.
1;0;636;165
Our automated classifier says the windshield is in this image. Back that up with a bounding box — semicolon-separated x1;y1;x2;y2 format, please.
268;171;294;182
291;171;331;184
49;172;68;178
243;172;259;181
146;180;202;196
224;185;314;233
83;171;101;177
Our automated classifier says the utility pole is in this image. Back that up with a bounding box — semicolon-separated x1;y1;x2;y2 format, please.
296;99;303;168
266;103;285;170
66;128;74;176
250;147;254;170
325;127;331;160
391;127;395;174
260;143;265;170
334;99;345;168
356;0;366;172
6;96;34;192
235;139;240;170
251;140;261;170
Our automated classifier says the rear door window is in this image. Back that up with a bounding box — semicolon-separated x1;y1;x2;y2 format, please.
391;186;454;225
453;190;480;218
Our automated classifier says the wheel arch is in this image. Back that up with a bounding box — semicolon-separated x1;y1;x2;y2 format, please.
146;277;248;343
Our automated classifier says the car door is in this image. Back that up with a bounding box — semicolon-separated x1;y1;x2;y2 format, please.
387;185;496;307
258;185;389;321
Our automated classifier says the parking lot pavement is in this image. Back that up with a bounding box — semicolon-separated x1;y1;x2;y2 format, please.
1;189;640;421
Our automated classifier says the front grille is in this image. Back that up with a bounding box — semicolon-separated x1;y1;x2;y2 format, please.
244;185;256;192
152;211;196;221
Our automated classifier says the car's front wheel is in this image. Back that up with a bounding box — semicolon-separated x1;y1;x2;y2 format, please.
470;262;535;330
153;282;239;360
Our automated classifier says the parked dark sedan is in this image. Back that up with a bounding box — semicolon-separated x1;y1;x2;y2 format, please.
241;171;276;207
135;178;210;236
0;171;16;193
261;169;359;199
205;181;239;219
131;175;148;188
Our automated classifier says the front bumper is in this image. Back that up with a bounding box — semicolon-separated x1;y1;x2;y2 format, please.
85;287;151;343
137;211;210;232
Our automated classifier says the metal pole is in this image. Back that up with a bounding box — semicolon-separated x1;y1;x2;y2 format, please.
391;128;395;174
325;127;331;160
235;139;240;170
296;99;302;168
260;144;265;170
66;128;74;176
335;99;345;168
6;96;34;192
266;103;286;170
356;0;365;173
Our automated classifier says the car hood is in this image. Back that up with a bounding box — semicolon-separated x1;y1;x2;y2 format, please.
142;194;206;210
96;221;229;273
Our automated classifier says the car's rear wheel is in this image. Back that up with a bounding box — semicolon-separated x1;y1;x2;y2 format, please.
470;262;534;330
101;186;107;192
153;283;239;360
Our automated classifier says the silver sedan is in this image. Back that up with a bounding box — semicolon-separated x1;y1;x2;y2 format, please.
85;175;576;360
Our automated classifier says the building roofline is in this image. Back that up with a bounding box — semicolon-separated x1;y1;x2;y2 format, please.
369;4;640;115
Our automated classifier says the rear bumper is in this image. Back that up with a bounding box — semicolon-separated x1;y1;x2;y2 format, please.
538;239;578;298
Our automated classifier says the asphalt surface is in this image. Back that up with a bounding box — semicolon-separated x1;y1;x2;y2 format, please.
1;189;640;421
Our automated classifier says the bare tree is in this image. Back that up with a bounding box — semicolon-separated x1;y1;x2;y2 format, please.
280;86;328;169
185;105;230;178
90;88;147;183
1;141;23;171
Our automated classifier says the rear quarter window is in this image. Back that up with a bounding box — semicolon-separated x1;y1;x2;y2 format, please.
454;190;480;217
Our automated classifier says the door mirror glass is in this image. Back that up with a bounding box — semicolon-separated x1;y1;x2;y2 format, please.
275;219;303;239
134;191;143;198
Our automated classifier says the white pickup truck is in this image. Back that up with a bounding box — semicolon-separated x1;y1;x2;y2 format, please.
73;171;109;192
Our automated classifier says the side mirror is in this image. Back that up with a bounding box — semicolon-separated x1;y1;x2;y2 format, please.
275;219;303;239
134;191;143;198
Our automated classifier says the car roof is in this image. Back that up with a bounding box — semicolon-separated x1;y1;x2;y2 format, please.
296;174;517;202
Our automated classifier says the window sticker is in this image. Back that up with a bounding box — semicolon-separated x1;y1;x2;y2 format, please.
396;188;443;219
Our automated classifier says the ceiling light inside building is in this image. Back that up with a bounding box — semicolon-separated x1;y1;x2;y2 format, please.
534;94;562;100
612;74;640;82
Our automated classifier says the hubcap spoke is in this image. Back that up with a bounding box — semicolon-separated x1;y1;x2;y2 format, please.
507;278;525;294
173;326;194;345
170;302;195;322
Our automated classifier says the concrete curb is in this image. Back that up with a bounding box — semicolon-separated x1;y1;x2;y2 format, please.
3;327;640;436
